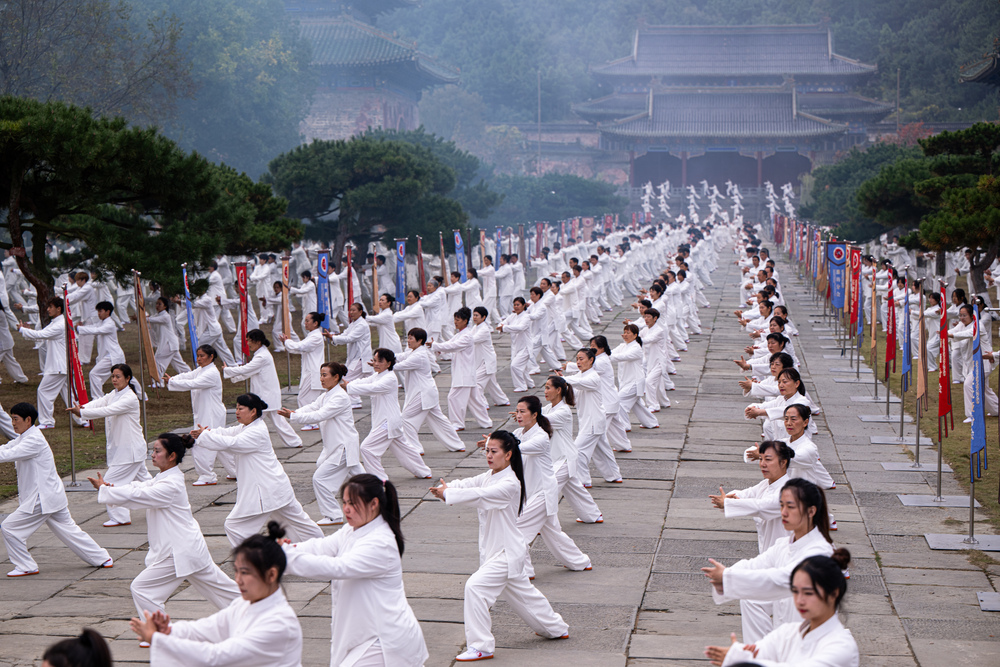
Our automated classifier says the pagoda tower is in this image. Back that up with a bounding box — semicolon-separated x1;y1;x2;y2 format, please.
286;0;459;141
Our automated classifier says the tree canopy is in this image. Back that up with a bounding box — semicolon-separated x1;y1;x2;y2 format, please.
264;135;470;267
0;96;301;309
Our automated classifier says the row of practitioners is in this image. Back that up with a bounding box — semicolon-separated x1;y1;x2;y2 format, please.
691;231;857;665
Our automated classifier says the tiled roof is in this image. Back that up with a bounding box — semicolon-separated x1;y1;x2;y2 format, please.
798;92;894;119
592;24;876;78
960;51;1000;86
298;16;459;84
600;89;847;141
572;93;647;122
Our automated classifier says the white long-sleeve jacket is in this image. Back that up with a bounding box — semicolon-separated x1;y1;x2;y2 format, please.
222;346;282;412
147;309;181;353
431;325;476;386
592;352;621;414
97;466;214;577
284;516;427;667
725;473;791;553
346;369;403;439
563;367;606;435
721;615;859;667
19;317;67;374
76;317;125;364
167;363;227;429
393;346;439;410
610;340;645;395
329;317;373;371
514;423;558;516
543;401;577;478
79;387;146;466
284;328;324;391
367;308;402;353
197;419;295;518
0;426;69;513
150;588;302;667
471;321;499;374
443;466;527;577
290;386;359;467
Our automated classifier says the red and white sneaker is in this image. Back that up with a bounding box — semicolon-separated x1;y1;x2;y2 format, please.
455;648;493;661
7;568;39;577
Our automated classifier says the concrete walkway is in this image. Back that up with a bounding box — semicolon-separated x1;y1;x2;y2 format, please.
0;252;997;665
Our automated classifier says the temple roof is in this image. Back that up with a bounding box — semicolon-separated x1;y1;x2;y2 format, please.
572;93;647;123
599;88;848;142
592;24;877;80
298;16;459;86
797;92;894;120
960;49;1000;86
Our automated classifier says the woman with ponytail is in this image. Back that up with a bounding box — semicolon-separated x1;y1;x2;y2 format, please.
611;324;659;432
90;433;239;647
42;628;112;667
543;376;604;523
282;474;428;666
132;522;303;667
588;335;633;453
702;478;838;645
706;551;858;666
431;430;569;662
190;393;323;547
511;396;592;579
558;348;623;487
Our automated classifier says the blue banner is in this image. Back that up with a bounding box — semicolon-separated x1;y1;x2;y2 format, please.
454;230;467;283
495;227;503;257
316;250;331;331
395;240;406;304
182;265;198;352
827;242;847;309
969;304;988;481
901;283;912;392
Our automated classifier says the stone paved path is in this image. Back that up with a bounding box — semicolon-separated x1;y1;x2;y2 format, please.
0;250;997;665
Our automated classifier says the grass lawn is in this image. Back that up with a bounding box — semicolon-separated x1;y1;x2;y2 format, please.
0;318;345;499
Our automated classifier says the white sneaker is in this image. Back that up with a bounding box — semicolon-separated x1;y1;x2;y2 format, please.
192;478;218;486
963;417;973;424
300;424;320;431
6;568;39;577
139;641;150;648
103;520;131;527
455;648;493;661
316;517;344;526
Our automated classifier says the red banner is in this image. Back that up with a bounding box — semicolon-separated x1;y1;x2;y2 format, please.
571;217;579;242
63;285;90;406
885;277;897;377
604;214;613;233
560;220;567;246
631;212;637;231
535;222;544;258
134;272;160;384
849;247;861;329
416;237;426;295
235;263;249;356
938;282;954;436
346;246;355;305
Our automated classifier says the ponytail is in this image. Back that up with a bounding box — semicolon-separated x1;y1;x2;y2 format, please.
43;628;112;667
546;375;575;406
490;430;526;515
517;395;552;436
341;474;405;555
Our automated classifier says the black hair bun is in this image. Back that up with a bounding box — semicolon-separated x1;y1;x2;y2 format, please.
266;521;286;541
831;547;852;570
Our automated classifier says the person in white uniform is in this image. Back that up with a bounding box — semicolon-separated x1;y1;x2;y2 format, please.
288;270;317;332
701;478;837;644
612;324;659;430
190;393;323;546
131;522;303;667
70;364;152;527
0;301;28;384
148;297;192;378
543;376;604;523
66;272;98;363
278;361;364;526
706;552;858;667
509;396;592;579
558;348;622;487
89;432;240;647
472;306;509;406
347;348;432;482
76;300;126;398
368;294;403;354
279;311;326;431
0;402;113;577
282;474;428;667
164;344;236;486
429;307;492;430
497;297;533;392
17;297;74;429
589;335;632;452
222;329;302;448
394;328;466;453
430;431;569;662
326;302;373;409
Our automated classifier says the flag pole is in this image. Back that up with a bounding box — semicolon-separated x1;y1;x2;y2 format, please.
63;285;79;487
132;270;148;443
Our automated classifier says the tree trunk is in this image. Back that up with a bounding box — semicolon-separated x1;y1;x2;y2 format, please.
936;250;946;278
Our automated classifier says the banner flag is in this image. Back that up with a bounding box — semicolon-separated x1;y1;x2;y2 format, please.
969;304;988;481
901;280;912;393
916;287;928;404
346;247;355;305
571;217;579;241
395;240;406;304
439;232;448;281
235;262;251;351
281;256;291;338
827;242;847;309
938;282;954;439
560;220;566;246
850;247;861;330
885;277;897;378
870;266;877;352
518;224;526;264
416;237;426;295
479;230;486;267
535;223;544;257
315;251;331;331
133;272;159;384
182;264;198;353
454;230;467;283
495;227;503;258
62;285;90;408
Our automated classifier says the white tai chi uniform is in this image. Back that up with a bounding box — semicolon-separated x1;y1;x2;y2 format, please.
348;369;431;482
711;526;834;644
97;466;239;616
149;588;302;667
472;321;509;406
514;423;591;579
67;281;97;363
611;339;658;429
431;325;492;429
368;308;403;354
442;466;569;655
543;400;603;523
79;387;152;525
564;367;622;486
18;317;72;428
148;309;192;377
196;418;323;546
329;317;373;409
499;309;533;392
284;515;429;667
222;345;302;448
283;327;325;420
721;615;860;667
76;317;125;398
592;352;631;452
394;345;465;453
0;315;28;383
0;425;110;573
166;364;236;484
289;385;363;524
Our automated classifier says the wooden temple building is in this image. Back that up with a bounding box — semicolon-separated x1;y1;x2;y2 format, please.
566;23;894;187
285;0;458;141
